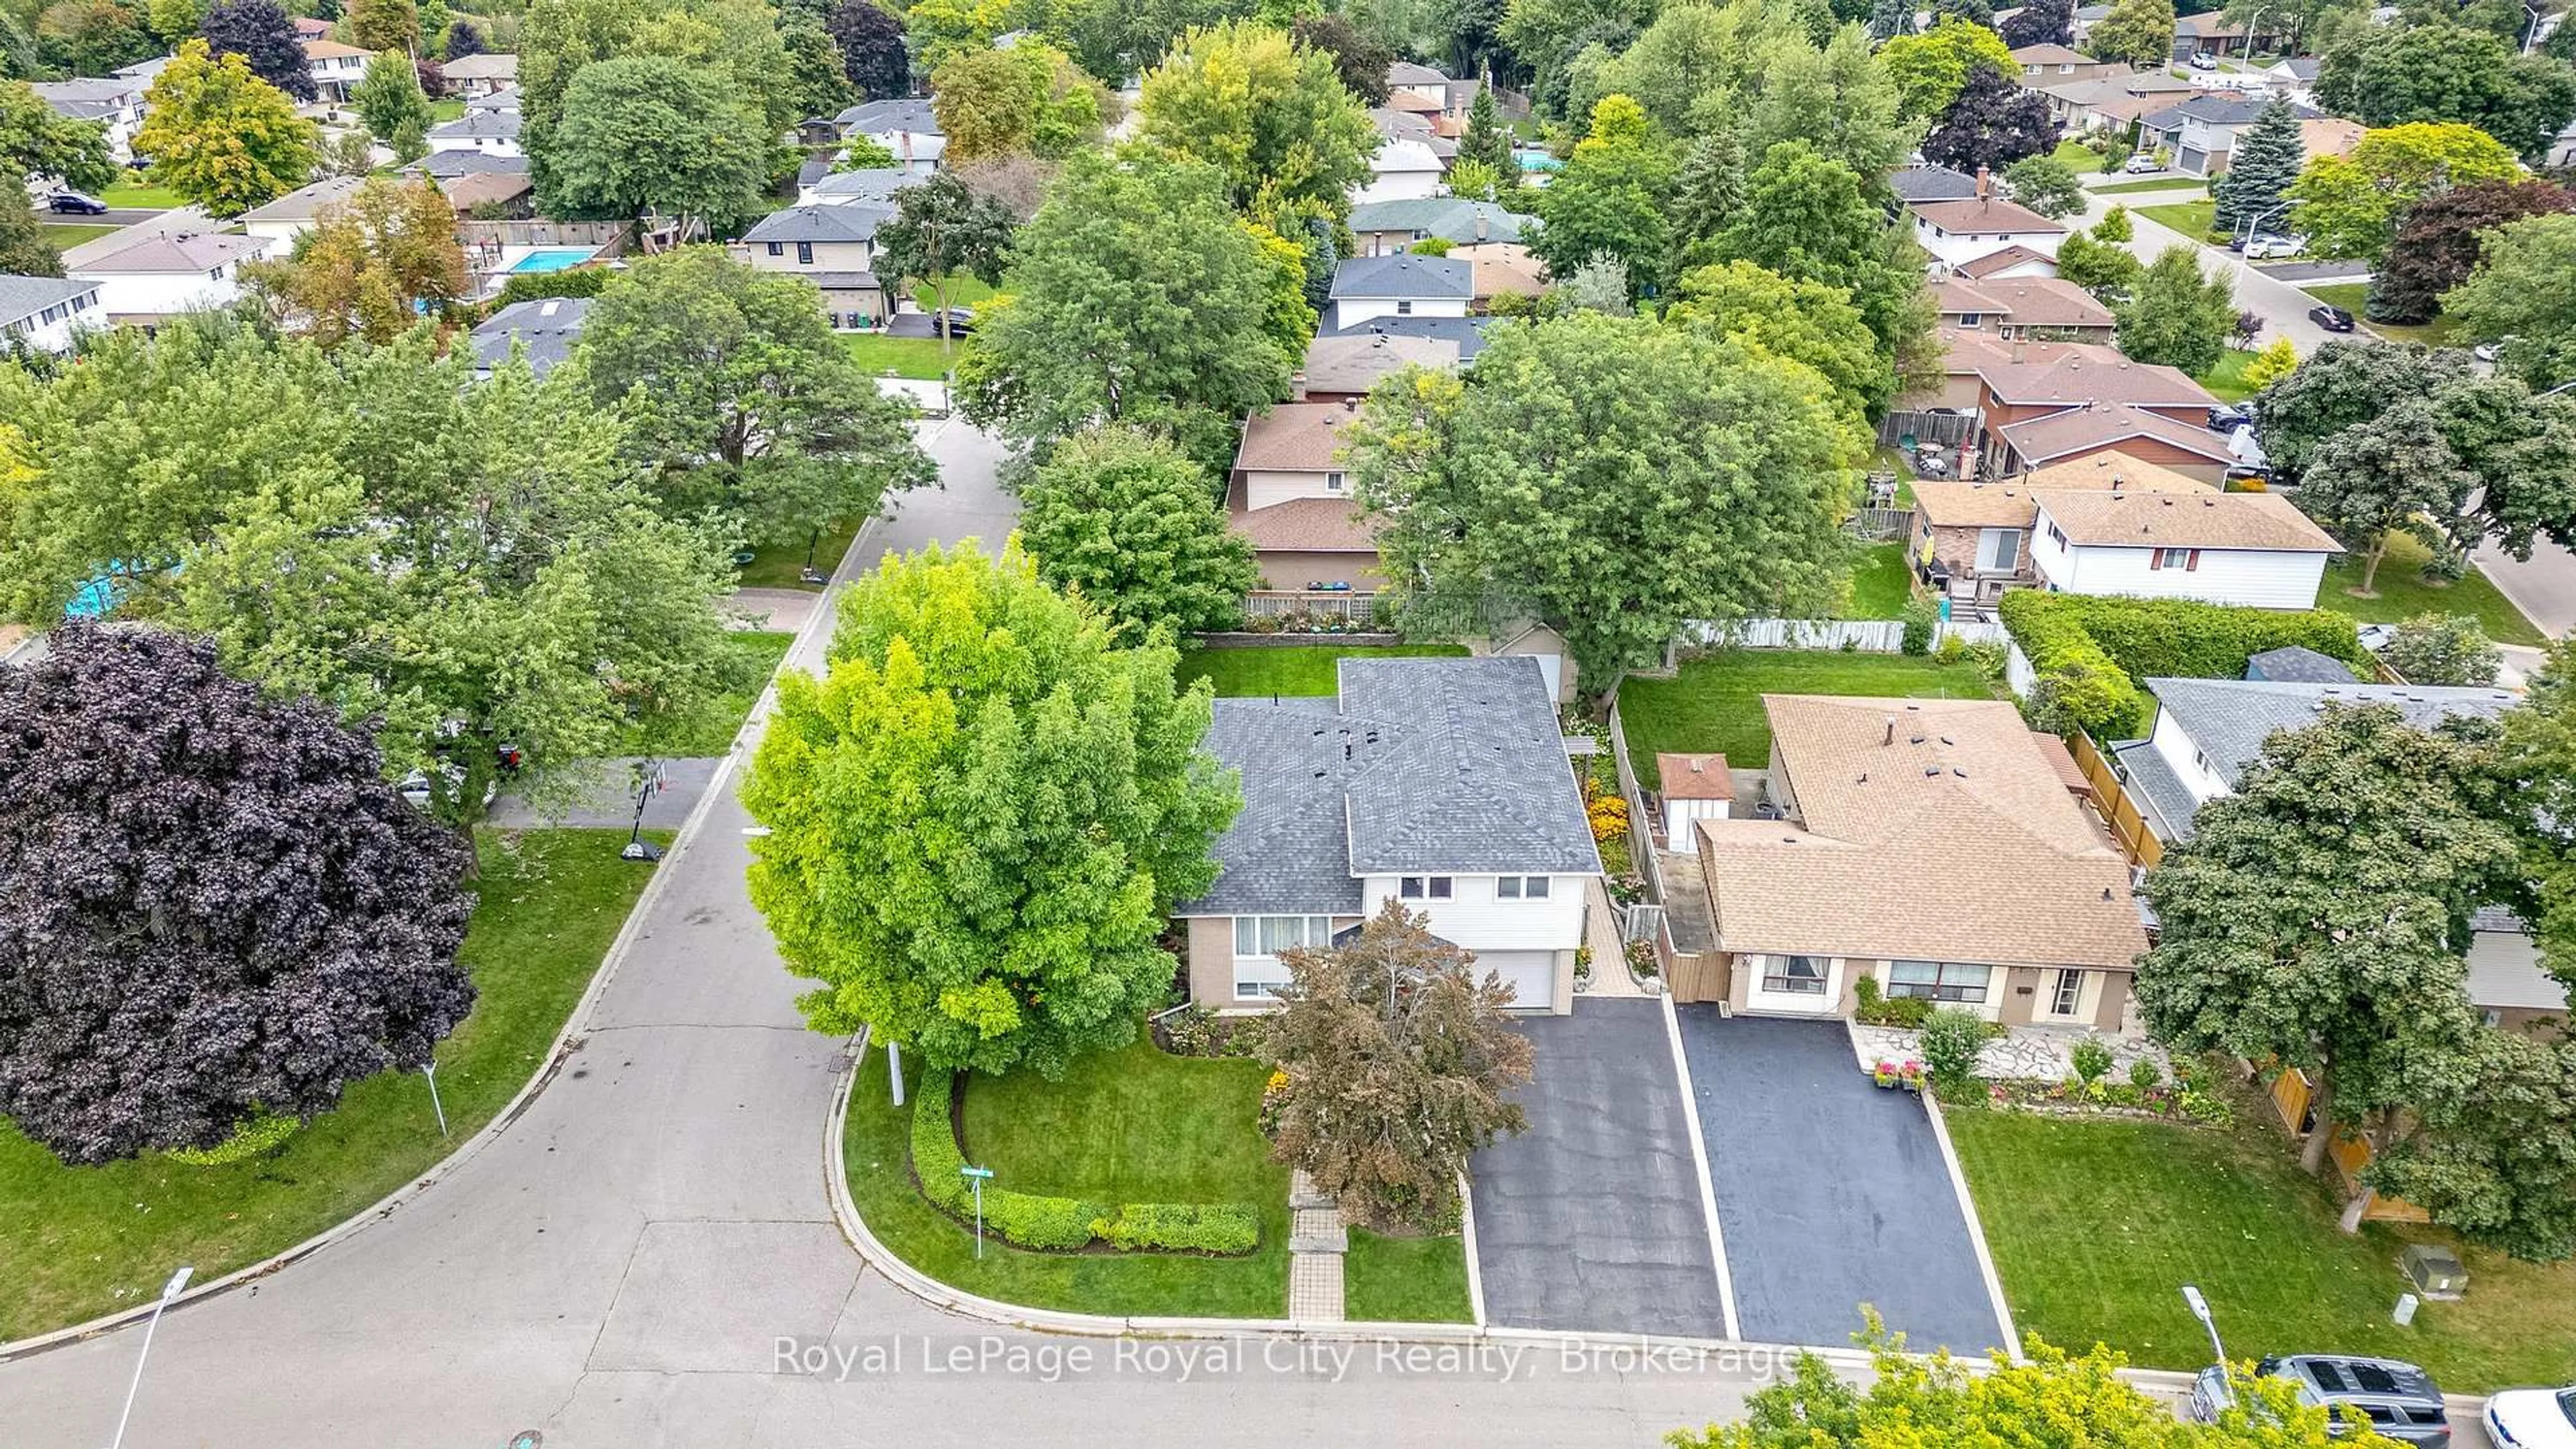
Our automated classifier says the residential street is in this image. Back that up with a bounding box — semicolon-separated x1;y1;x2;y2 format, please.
0;421;1770;1448
2074;184;2346;354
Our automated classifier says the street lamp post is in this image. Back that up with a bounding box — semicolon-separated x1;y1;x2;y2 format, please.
2181;1283;2229;1366
109;1265;193;1449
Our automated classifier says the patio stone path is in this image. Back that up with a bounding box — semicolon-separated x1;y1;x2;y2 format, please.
1848;1022;2171;1084
1287;1170;1346;1322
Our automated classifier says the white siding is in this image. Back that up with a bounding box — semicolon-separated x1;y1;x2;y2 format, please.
1358;873;1584;953
1662;796;1729;846
2034;538;2330;609
1332;295;1469;329
1242;468;1349;509
70;257;271;321
2145;704;2235;807
1910;217;2066;268
1742;953;1845;1015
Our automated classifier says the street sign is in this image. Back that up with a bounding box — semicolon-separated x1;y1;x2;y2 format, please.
959;1167;994;1179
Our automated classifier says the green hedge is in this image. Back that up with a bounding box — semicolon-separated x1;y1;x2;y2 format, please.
908;1071;1258;1256
1999;592;2365;738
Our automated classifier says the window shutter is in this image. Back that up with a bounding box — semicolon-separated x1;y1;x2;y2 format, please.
2149;549;2162;570
2186;549;2201;571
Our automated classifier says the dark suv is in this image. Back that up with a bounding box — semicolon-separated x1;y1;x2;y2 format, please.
2192;1355;2451;1447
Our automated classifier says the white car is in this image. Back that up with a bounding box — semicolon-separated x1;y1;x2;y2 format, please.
2124;154;2165;174
2487;1387;2576;1448
2244;233;2308;260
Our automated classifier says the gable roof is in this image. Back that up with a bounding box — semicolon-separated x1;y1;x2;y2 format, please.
803;167;911;204
1998;401;2240;466
742;203;892;244
429;109;519;140
1948;333;2215;408
1907;196;2067;237
239;173;369;221
837;98;939;133
1228;494;1378;553
441;52;517;79
1387;60;1450;85
407;149;529;179
2033;489;2342;552
1347;197;1533;244
2010;43;2090;63
70;231;270;274
470;297;591;378
441;171;533;210
1914;458;2208;529
1330;253;1472;301
1889;164;1980;203
2143;678;2517;791
1235;402;1356;472
1696;696;2145;969
1955;244;2058;278
1299;331;1458;394
1932;275;2115;330
0;274;100;327
2143;93;2320;130
2245;645;2363;684
1175;657;1599;916
2023;449;2220;495
303;38;370;58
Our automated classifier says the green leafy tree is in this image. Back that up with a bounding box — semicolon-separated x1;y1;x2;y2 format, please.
0;186;59;277
1348;313;1862;707
1266;898;1536;1231
741;537;1240;1077
2;78;118;191
240;176;468;346
875;168;1016;347
1998;0;2074;44
780;17;854;121
2316;21;2576;162
1136;19;1379;217
516;0;653;201
2113;244;2235;376
957;151;1297;463
573;246;932;551
350;52;431;152
1711;139;1937;393
2367;1026;2576;1263
905;0;1008;76
2238;335;2298;391
828;0;909;99
2384;613;2502;685
345;0;413;51
2255;339;2470;483
2055;214;2143;298
2088;0;2175;69
1591;0;1796;137
149;0;201;44
2300;400;2478;594
1459;78;1513;174
630;0;804;150
930;38;1107;166
2138;704;2514;1180
2212;91;2304;235
2288;121;2525;262
1878;15;2016;123
1748;23;1913;183
1016;424;1256;637
1289;12;1392;104
2496;641;2576;996
36;0;158;76
2002;154;2084;218
133;38;319;219
1529;93;1675;297
2446;212;2576;390
544;56;774;237
1666;258;1888;421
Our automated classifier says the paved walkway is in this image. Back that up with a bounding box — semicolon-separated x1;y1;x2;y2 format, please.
723;587;824;633
1578;877;1652;998
1287;1170;1346;1323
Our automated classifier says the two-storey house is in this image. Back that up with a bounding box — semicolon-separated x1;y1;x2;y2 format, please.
734;204;893;328
302;39;374;103
0;274;105;353
1327;254;1471;330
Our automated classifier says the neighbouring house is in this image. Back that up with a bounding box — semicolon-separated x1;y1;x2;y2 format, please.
2012;44;2128;84
68;230;276;325
468;297;590;380
733;204;892;328
1904;186;2067;271
1171;655;1600;1014
1955;245;2061;282
1385;60;1485;127
1226;400;1381;596
441;170;535;218
1295;331;1458;403
2038;74;2193;134
1889;164;1979;205
405;149;529;183
439;52;518;97
29;77;148;162
302;39;375;104
1354;136;1446;206
1347;196;1532;256
425;107;523;158
0;274;105;353
1368;104;1458;162
2140;93;2323;177
2029;489;2341;608
239;174;369;245
796;166;911;208
290;15;332;38
1928;333;2226;478
1320;313;1494;358
1910;450;2214;610
837;99;944;174
1456;241;1546;307
2259;56;2320;103
2299;116;2365;162
466;84;519;115
1995;401;2245;480
1931;275;2116;341
2467;908;2569;1034
1682;694;2147;1028
1327;253;1471;330
2172;10;2280;58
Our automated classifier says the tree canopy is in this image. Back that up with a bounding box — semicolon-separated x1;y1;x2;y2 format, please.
2445;212;2576;391
2210;91;2303;235
742;538;1239;1077
1879;15;2015;123
1709;139;1937;394
2087;0;2175;69
1666;257;1888;421
1921;61;2053;174
544;54;776;236
1;78;117;193
0;623;476;1166
2286;121;2523;262
2316;21;2576;162
1529;92;1676;295
930;38;1108;167
1016;424;1256;638
1136;19;1381;217
2114;245;2235;378
197;0;315;101
828;0;909;99
873;168;1016;339
350;52;433;160
134;38;319;219
2371;178;2573;327
242;178;468;347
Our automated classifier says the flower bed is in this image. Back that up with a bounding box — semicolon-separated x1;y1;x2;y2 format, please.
1978;1075;2234;1127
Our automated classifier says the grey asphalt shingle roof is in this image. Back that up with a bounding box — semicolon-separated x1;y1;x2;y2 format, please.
1347;197;1534;244
2244;645;2362;684
429;109;520;140
1175;656;1599;916
804;167;910;203
2143;95;2320;130
0;274;99;327
1322;313;1495;358
1330;253;1472;301
2109;738;2201;842
407;150;529;179
469;297;590;378
1890;165;1978;203
742;203;891;244
837;98;939;133
2146;676;2518;794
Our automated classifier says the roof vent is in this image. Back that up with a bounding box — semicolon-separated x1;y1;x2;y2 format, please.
1924;765;1942;777
2101;887;2114;902
1911;733;1926;745
1952;767;1968;777
1939;735;1954;745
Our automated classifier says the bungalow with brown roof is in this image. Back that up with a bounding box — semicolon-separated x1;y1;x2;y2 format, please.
1294;331;1457;403
2011;44;2129;84
1931;275;2115;342
1909;450;2211;608
2029;488;2341;608
1681;695;2147;1028
1228;402;1383;599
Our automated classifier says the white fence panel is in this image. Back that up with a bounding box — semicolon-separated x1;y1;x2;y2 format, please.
2004;639;2035;698
1678;617;2009;655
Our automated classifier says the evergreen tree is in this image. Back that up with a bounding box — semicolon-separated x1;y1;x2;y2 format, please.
1867;0;1919;40
1998;0;2074;46
1460;81;1513;175
2212;92;2304;235
1665;121;1747;280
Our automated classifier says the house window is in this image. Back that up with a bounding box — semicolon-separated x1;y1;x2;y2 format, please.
1395;299;1414;315
1399;875;1453;900
1890;960;1991;1003
1762;955;1828;995
795;241;814;264
1325;471;1344;492
765;241;783;257
1495;876;1551;900
2151;547;2200;570
2051;968;2085;1016
1957;312;1982;328
1234;915;1332;960
2046;522;2068;548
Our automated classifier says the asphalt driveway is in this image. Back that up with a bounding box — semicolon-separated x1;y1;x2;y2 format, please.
1468;999;1727;1338
1675;1010;2009;1355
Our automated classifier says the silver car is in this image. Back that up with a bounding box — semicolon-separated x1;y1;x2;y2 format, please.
2192;1355;2451;1448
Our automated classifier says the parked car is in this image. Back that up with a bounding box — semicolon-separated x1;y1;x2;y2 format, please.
930;306;975;336
2206;404;2254;432
398;763;499;812
2310;304;2357;332
46;191;107;215
2191;1356;2451;1448
2123;154;2165;174
2485;1386;2576;1449
2188;50;2219;68
2473;341;2504;363
2245;233;2308;260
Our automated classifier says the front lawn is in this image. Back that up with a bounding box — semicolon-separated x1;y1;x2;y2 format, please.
2314;531;2543;646
1945;1103;2576;1391
737;516;864;592
2196;348;2262;403
40;221;114;249
2050;138;2106;171
1179;643;1470;698
2301;282;2461;347
1839;542;1914;621
2089;176;2208;196
841;331;953;380
99;181;184;210
1618;650;1999;790
1346;1229;1474;1323
845;1036;1293;1318
621;631;794;757
908;274;997;310
0;828;665;1341
2137;198;2218;239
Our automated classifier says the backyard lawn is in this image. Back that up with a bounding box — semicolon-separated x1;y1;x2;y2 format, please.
1619;651;1999;790
2302;282;2461;347
2315;531;2542;647
845;1037;1293;1318
1946;1102;2576;1391
1179;643;1470;697
0;828;665;1340
622;631;795;756
908;274;997;310
737;516;863;591
1346;1228;1474;1324
2138;199;2218;239
1838;542;1913;620
841;332;952;380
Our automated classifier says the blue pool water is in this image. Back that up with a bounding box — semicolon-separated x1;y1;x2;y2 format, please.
511;248;595;273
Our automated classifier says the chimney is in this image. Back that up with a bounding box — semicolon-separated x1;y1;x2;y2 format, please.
1475;211;1489;244
1976;164;1991;202
1289;371;1308;402
2011;337;2027;364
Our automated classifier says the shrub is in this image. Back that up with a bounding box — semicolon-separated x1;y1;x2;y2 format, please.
1918;1007;1988;1096
164;1110;301;1166
2000;592;2367;737
1899;598;1937;655
2069;1036;2114;1085
496;266;612;305
1092;1202;1260;1253
2127;1056;2161;1091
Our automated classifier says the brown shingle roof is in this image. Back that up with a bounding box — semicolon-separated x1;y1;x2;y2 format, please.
1695;696;2145;970
2010;44;2088;64
1955;244;2057;279
1943;276;2114;331
1659;753;1731;800
1234;402;1356;473
1946;333;2215;408
1909;197;2067;237
2033;489;2343;552
1917;458;2208;529
1230;496;1378;553
1998;402;2239;466
1297;332;1456;395
2023;450;2217;495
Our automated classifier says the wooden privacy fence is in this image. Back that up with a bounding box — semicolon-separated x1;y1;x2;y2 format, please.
1877;410;1978;452
1242;590;1380;624
1847;506;1912;539
2068;732;2165;868
2266;1068;2431;1224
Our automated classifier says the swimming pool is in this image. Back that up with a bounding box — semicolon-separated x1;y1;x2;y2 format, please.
511;248;596;274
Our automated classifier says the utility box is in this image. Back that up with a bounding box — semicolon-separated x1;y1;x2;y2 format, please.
2400;1244;2468;1301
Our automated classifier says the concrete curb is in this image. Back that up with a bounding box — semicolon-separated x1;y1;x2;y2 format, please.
1917;1086;2023;1363
0;509;861;1365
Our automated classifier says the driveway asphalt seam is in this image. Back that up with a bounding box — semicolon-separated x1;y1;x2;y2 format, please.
1662;996;1741;1341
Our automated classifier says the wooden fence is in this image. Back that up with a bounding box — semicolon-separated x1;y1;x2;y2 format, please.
2068;731;2165;868
1242;590;1380;624
1847;506;1912;539
2267;1069;2431;1224
1876;410;1978;452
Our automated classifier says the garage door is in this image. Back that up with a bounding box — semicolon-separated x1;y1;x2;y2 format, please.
1473;951;1556;1010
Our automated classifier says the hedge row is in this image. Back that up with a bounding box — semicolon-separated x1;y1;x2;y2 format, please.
1999;592;2366;738
908;1071;1260;1256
